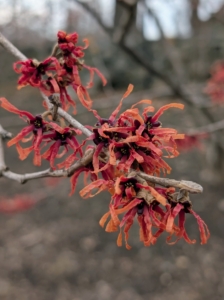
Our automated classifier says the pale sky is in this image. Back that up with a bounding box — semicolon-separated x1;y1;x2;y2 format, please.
0;0;224;40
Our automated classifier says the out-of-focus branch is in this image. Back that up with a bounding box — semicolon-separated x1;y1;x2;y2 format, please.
74;0;192;106
113;0;137;44
187;118;224;136
74;0;216;113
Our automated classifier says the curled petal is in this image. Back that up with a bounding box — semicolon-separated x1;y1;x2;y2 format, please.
16;143;33;160
8;125;33;147
49;122;65;134
123;84;134;98
84;65;107;88
166;203;183;232
131;99;152;108
116;198;142;215
80;179;112;199
151;103;184;123
77;86;92;109
69;168;85;196
120;108;144;125
0;97;34;120
92;143;104;173
190;209;210;244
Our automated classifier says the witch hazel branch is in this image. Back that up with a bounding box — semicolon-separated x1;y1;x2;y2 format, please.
0;31;209;249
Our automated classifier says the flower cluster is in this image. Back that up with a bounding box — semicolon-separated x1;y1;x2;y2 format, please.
75;85;209;248
80;175;210;249
14;30;107;113
0;30;210;249
0;97;82;168
86;84;184;175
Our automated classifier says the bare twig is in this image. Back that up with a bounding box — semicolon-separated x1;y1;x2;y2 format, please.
0;124;12;139
2;148;94;184
0;126;12;174
138;172;203;194
187;118;224;136
0;132;7;174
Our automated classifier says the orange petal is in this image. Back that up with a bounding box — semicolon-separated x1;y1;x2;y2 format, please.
146;186;167;206
131;99;152;108
117;230;123;247
109;204;120;226
16;143;33;160
105;219;118;232
99;211;110;228
152;103;184;122
123;84;134;98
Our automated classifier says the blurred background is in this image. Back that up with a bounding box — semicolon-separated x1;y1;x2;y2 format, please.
0;0;224;299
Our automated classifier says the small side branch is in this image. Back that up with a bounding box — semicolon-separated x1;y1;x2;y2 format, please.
186;118;224;136
138;172;203;194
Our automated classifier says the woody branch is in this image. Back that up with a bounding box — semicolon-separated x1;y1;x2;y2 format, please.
0;125;202;192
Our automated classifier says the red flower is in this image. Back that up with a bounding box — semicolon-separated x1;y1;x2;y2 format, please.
175;133;208;151
57;30;88;60
57;30;107;92
166;202;210;245
14;57;61;88
106;135;172;175
205;61;224;103
0;97;48;165
41;74;77;112
88;85;183;175
42;123;82;169
69;148;115;196
80;175;168;249
80;178;115;199
87;84;134;173
13;31;107;113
